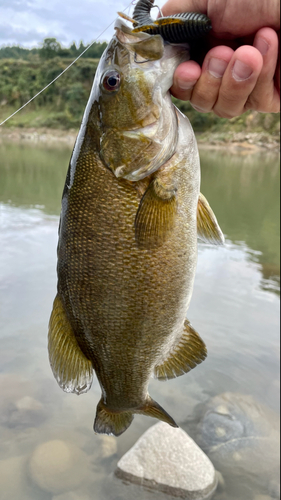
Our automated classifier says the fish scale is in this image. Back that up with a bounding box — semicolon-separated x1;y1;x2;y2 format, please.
58;142;198;405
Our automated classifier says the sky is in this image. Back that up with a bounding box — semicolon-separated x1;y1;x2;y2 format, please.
0;0;167;48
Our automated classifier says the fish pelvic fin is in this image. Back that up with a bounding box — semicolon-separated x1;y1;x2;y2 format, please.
154;319;207;381
94;400;134;437
197;192;225;245
48;295;93;395
136;397;179;428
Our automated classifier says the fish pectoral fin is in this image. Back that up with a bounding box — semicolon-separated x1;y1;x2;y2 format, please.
197;193;225;245
136;398;178;428
154;320;207;381
94;400;134;437
48;295;93;395
135;178;177;249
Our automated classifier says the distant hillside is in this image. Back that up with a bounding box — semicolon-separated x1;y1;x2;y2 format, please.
0;39;280;141
0;38;107;60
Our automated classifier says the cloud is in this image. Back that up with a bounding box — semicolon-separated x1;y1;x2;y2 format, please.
0;0;167;47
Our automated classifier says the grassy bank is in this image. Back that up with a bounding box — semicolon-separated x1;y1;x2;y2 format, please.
0;56;279;149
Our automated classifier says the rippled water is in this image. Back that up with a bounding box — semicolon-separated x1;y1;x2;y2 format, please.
0;140;280;500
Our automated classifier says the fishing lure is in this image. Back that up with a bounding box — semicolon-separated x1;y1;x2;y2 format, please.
131;0;212;43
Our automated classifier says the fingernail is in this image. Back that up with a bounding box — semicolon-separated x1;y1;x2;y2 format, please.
232;60;253;81
178;79;197;91
254;37;269;56
208;58;228;78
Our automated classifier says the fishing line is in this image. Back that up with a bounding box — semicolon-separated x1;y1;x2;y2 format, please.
0;1;133;127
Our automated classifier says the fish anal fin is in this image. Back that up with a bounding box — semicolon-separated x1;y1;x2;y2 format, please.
137;398;178;428
197;193;225;245
135;178;177;249
154;320;207;381
48;295;93;395
94;400;134;436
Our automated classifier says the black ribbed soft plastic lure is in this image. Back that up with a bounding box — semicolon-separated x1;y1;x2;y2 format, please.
131;0;212;43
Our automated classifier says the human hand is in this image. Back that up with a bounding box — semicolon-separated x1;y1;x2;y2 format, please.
162;0;280;117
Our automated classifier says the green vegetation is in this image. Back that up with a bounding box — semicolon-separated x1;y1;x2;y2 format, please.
0;38;107;61
0;38;279;136
0;37;106;128
172;98;280;139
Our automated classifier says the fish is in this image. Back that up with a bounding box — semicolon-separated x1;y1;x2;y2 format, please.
48;16;224;437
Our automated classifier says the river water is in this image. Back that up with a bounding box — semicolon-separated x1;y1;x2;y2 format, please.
0;140;280;500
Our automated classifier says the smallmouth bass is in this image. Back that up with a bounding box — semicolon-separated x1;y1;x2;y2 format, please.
48;18;224;436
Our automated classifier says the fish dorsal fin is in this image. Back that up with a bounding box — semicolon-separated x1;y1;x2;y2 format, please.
135;178;177;249
48;295;93;395
154;320;207;380
197;193;225;245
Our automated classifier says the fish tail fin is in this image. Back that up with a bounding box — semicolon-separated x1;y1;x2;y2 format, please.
94;399;134;437
137;397;179;428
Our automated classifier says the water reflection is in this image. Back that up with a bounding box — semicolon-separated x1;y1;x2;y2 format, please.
0;141;280;500
0;142;279;292
199;150;280;294
0;142;69;215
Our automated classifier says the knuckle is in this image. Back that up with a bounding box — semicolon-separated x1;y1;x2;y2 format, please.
245;94;263;112
219;87;241;106
246;93;280;113
191;90;215;112
213;107;239;119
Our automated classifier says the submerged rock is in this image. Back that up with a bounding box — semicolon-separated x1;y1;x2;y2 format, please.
6;396;46;428
53;492;90;500
116;422;217;499
0;374;46;429
195;393;280;497
29;439;90;495
99;435;117;459
254;496;275;500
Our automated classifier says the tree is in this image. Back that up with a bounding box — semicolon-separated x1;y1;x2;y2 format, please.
40;38;61;59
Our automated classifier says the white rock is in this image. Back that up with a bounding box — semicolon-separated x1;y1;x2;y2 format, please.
29;439;90;495
116;422;218;499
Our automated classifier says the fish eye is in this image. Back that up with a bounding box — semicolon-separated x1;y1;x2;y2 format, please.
102;70;121;92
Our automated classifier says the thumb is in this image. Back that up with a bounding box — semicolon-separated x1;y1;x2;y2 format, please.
161;0;208;17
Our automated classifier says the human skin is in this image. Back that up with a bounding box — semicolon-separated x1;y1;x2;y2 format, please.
162;0;280;116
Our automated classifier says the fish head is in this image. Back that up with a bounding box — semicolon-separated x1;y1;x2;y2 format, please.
91;20;189;181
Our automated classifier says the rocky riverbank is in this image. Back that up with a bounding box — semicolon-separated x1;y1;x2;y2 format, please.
0;126;280;153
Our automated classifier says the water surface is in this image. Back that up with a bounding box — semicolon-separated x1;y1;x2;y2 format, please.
0;141;279;500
